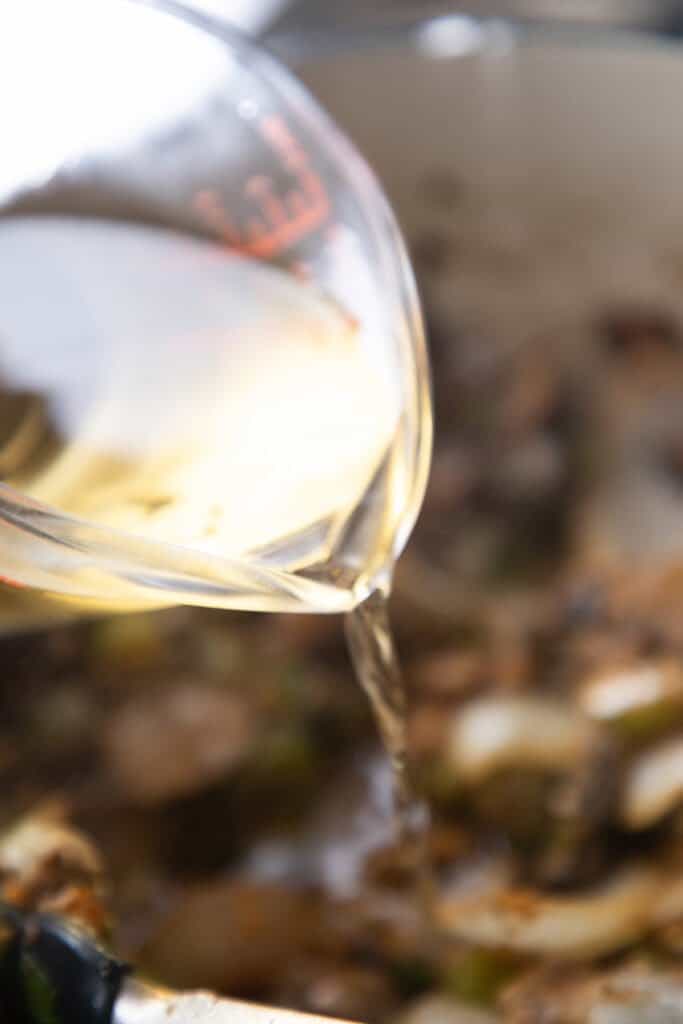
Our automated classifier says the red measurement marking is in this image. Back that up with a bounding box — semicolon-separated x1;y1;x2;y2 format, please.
286;189;306;216
0;574;26;590
245;176;287;228
193;115;330;259
193;190;241;246
247;217;266;244
290;260;313;281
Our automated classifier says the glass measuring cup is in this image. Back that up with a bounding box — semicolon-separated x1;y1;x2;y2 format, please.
0;0;432;621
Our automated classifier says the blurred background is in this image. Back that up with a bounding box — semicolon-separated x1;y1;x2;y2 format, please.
8;3;683;1023
190;1;683;37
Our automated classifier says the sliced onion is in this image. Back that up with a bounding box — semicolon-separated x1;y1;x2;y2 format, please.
579;659;683;722
437;866;659;959
621;737;683;830
446;696;595;783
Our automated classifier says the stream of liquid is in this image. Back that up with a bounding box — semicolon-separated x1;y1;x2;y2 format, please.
346;589;434;908
346;591;419;837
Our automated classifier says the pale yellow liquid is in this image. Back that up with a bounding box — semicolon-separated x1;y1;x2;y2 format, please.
0;215;415;620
